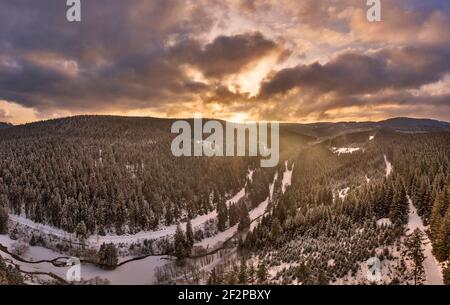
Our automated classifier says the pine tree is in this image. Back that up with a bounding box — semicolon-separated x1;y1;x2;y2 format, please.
238;258;248;284
217;199;228;232
389;183;408;225
403;229;426;285
270;218;282;239
430;191;445;243
443;265;450;285
98;243;118;270
186;218;194;252
317;270;329;285
174;224;187;260
257;263;268;284
248;263;255;284
238;205;251;232
0;206;8;234
229;204;240;227
295;263;310;284
208;268;221;285
76;221;87;240
0;255;24;285
433;207;450;262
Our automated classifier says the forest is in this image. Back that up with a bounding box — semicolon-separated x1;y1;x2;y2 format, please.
0;116;449;285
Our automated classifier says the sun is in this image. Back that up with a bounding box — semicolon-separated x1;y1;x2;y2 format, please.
229;112;249;123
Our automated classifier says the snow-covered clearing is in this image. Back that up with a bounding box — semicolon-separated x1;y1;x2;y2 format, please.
331;147;361;155
384;154;393;177
407;197;443;285
247;169;254;182
376;218;392;227
281;161;294;194
338;187;350;200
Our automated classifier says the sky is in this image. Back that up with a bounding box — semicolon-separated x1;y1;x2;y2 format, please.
0;0;449;124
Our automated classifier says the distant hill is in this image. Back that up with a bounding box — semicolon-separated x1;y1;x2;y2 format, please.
3;115;449;142
0;122;12;129
281;117;450;139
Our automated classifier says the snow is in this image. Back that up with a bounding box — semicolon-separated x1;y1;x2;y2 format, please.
80;256;168;284
198;171;280;249
270;172;278;200
376;218;392;227
281;161;294;194
0;161;299;285
338;187;350;200
384;154;393;177
9;214;78;242
331;147;361;155
369;135;375;141
365;175;371;184
406;197;444;285
247;169;254;182
0;233;169;284
8;169;253;248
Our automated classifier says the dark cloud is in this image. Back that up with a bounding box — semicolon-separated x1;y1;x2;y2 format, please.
259;46;450;97
171;32;279;78
0;1;279;113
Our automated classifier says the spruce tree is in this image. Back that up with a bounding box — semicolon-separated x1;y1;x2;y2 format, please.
0;206;8;234
238;258;248;284
257;263;268;284
186;218;194;252
248;263;255;284
433;207;450;262
174;224;187;260
403;229;426;285
98;243;119;270
271;218;282;239
443;265;450;285
217;199;228;232
238;207;251;232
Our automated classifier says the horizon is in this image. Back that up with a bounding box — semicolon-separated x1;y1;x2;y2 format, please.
1;113;450;127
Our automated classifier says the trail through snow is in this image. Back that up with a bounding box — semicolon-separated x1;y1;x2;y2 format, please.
407;197;444;285
384;154;392;177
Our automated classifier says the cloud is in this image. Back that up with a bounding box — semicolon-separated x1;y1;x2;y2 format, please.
259;46;450;98
0;0;449;123
171;32;280;78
